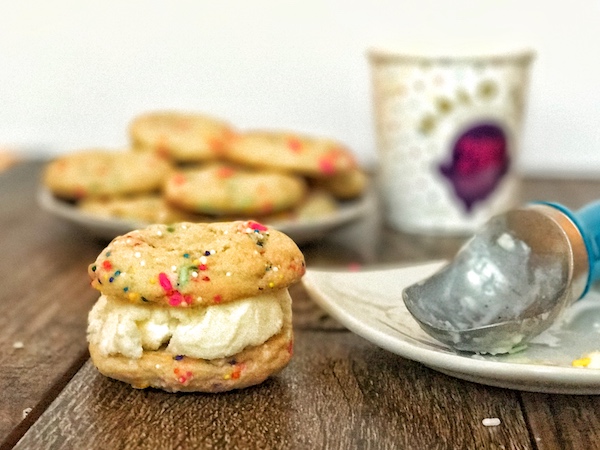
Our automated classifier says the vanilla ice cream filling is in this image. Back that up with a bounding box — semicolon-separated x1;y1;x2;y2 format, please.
87;289;290;360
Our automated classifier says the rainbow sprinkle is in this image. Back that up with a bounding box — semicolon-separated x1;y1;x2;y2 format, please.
223;362;246;380
572;357;591;367
174;367;193;385
159;272;193;306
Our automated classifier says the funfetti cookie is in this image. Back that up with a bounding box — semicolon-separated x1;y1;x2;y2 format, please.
163;163;308;216
223;130;358;178
129;111;234;163
87;220;305;392
264;189;339;223
311;167;369;200
43;149;171;200
79;194;200;224
294;189;339;218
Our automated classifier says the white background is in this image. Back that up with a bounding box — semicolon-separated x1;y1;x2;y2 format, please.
1;0;599;176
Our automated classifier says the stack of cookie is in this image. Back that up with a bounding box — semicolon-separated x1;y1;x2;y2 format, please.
43;110;368;227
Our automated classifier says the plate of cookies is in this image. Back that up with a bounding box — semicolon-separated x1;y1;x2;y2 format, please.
39;110;374;244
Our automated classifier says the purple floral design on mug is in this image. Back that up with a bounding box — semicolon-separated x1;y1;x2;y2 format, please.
439;123;509;213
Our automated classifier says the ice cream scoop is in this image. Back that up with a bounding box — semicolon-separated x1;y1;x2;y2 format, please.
402;201;600;354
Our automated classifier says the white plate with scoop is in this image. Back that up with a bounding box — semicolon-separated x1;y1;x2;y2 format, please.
308;194;600;398
303;200;600;394
303;261;600;394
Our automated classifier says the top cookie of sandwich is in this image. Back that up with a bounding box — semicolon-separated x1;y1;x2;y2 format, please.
129;111;233;162
89;221;305;308
224;131;358;177
43;149;171;200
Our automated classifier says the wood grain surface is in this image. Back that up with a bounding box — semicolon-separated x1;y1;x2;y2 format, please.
1;160;600;450
0;163;105;448
14;331;532;450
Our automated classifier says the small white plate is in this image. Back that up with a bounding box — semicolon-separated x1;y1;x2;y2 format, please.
37;187;374;244
303;261;600;394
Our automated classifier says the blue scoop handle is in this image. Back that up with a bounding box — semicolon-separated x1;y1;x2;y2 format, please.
541;200;600;298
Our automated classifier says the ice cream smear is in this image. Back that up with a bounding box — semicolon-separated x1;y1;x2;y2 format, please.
87;289;290;360
403;214;568;354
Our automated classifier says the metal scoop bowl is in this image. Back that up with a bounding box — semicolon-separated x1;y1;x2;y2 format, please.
402;201;600;354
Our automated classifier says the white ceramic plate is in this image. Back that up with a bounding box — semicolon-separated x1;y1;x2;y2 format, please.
303;261;600;394
37;187;374;243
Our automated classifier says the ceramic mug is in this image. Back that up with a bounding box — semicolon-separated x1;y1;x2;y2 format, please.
368;47;535;235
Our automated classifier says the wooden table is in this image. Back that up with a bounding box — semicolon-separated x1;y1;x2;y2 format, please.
1;160;600;450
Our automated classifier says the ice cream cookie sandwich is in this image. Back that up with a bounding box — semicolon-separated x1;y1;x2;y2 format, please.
87;220;305;392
